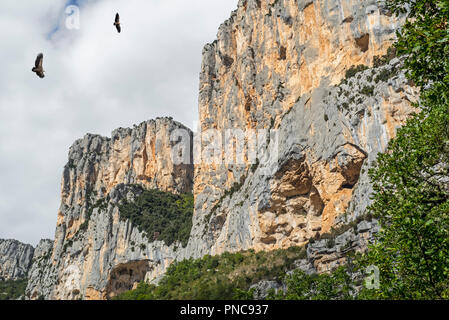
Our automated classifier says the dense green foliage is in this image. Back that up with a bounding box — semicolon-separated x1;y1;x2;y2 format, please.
388;0;448;96
271;266;356;300
362;100;449;299
119;189;194;247
114;249;373;301
114;246;306;300
358;0;449;299
0;279;27;300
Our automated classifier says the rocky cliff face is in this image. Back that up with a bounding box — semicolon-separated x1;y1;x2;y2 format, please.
0;239;34;281
187;0;414;258
25;118;194;300
199;0;401;131
25;0;418;299
187;56;416;260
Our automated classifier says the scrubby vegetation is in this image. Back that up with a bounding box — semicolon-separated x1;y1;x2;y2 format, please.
270;266;355;300
360;85;374;96
344;65;369;81
119;189;194;247
373;47;397;68
114;246;307;300
0;279;27;300
207;174;248;223
113;246;382;301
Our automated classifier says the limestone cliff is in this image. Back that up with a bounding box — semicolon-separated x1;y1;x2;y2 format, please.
0;239;34;281
187;0;414;258
25;0;418;299
188;56;416;261
199;0;402;132
25;118;194;300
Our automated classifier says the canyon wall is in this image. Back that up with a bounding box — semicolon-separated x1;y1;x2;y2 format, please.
25;118;194;300
187;56;417;260
24;0;419;299
187;0;414;257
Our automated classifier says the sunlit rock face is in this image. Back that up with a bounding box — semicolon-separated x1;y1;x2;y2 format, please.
188;56;416;259
26;0;419;299
26;119;194;300
187;0;415;259
198;0;403;136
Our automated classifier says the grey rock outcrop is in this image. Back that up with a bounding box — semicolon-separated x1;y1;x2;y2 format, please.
0;239;34;281
250;280;285;300
25;239;53;299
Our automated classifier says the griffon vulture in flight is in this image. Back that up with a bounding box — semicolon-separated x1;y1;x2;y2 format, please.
32;53;45;78
114;13;121;33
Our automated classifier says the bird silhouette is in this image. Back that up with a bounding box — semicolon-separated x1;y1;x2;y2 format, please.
32;53;45;78
114;13;121;33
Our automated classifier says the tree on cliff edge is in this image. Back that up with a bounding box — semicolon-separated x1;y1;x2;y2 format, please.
360;0;449;299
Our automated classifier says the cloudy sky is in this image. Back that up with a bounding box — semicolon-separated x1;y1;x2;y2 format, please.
0;0;237;246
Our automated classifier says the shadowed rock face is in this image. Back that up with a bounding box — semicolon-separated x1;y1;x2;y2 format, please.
25;239;53;300
0;239;34;281
105;260;153;299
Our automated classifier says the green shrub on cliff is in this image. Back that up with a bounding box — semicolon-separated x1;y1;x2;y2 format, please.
388;0;448;95
118;189;194;247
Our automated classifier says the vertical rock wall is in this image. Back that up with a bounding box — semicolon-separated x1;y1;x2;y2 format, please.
26;118;194;300
189;0;414;260
0;239;34;281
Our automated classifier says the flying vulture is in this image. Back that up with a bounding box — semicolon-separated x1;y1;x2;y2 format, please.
114;13;121;33
32;53;45;78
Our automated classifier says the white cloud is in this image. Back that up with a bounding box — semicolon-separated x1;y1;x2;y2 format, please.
0;0;237;246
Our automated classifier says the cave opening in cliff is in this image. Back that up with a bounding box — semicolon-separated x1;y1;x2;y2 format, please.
105;260;153;300
355;34;370;53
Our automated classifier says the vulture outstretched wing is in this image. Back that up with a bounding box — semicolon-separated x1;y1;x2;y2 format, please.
35;53;43;68
32;53;45;78
114;13;121;33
